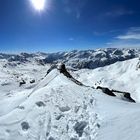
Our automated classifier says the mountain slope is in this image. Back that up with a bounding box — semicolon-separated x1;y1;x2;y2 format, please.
0;69;99;140
0;49;140;140
75;58;140;102
0;48;140;69
0;68;140;140
43;48;140;69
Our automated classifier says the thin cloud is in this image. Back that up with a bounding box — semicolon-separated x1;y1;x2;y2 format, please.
93;29;122;36
104;8;134;18
106;41;140;48
106;27;140;48
116;27;140;40
117;34;140;40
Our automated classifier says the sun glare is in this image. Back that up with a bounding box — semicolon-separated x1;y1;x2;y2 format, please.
30;0;46;11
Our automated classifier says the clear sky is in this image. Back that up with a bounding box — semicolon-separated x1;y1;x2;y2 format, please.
0;0;140;53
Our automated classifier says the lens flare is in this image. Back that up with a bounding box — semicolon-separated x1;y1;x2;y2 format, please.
30;0;46;11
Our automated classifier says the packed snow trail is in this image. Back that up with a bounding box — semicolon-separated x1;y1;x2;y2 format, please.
0;69;100;140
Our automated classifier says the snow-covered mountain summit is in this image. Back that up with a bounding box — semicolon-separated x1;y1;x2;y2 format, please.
0;48;140;140
0;64;140;140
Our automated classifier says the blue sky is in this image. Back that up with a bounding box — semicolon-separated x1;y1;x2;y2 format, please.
0;0;140;52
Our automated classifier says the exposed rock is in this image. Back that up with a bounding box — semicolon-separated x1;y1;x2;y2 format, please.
30;79;35;84
124;93;135;103
19;80;26;87
136;58;140;70
58;63;83;86
58;63;72;78
113;49;123;55
112;89;136;102
97;86;116;96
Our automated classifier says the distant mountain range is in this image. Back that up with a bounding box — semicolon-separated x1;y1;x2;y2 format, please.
0;48;140;140
0;48;140;69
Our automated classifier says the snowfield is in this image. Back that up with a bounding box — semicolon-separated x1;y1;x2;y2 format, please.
0;49;140;140
74;58;140;102
0;69;99;140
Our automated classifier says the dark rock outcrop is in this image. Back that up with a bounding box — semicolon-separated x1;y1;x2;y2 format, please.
19;80;26;87
58;64;83;86
30;79;35;84
97;86;116;96
124;93;135;103
58;64;72;78
97;86;136;103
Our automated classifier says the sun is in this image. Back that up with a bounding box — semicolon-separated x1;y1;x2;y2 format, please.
30;0;46;11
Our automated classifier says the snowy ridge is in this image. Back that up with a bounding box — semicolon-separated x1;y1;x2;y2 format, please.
75;57;140;102
0;49;140;139
0;65;140;140
0;68;100;140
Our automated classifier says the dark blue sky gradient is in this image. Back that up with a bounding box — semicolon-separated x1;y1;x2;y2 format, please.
0;0;140;52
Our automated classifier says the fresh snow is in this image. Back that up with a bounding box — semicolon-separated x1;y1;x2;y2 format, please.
75;58;140;102
0;68;140;140
0;49;140;139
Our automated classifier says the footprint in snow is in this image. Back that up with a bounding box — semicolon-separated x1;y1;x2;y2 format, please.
17;106;25;110
21;122;30;131
55;114;64;120
59;106;71;112
48;136;55;140
74;121;88;137
36;101;46;107
70;138;79;140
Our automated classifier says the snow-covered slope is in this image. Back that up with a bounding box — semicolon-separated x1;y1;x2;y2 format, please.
0;69;98;140
0;68;140;140
0;59;50;98
43;48;140;69
0;49;140;140
74;57;140;102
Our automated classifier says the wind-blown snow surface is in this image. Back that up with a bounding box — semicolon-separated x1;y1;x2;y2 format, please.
0;59;50;98
0;49;140;140
0;69;99;140
0;66;140;140
74;58;140;102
